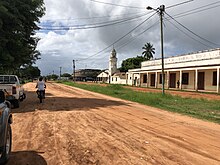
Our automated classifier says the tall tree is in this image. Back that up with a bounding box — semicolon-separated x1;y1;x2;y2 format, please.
119;56;145;72
0;0;45;74
142;42;155;60
20;65;41;79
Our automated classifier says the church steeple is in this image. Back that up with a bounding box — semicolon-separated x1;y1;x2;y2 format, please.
109;48;117;76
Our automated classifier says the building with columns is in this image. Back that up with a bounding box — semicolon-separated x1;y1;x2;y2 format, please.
127;48;220;93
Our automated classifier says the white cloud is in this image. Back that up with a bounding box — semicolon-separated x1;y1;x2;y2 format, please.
36;0;220;75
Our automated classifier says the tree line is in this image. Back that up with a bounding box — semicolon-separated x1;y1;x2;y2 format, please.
0;0;45;77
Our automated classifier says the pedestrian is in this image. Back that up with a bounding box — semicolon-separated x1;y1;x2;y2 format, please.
36;76;46;98
177;80;180;88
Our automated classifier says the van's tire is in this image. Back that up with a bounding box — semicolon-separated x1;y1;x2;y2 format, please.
0;124;12;164
13;100;20;108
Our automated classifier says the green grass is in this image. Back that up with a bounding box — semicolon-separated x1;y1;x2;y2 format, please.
62;81;220;124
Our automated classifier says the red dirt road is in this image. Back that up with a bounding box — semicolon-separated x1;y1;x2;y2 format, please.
7;82;220;165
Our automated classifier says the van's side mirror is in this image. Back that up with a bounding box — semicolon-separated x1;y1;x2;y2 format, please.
0;90;5;103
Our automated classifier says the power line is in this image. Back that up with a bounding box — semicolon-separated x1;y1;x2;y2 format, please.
39;12;149;29
166;0;194;9
171;1;220;19
77;12;157;61
117;21;159;51
88;20;160;61
164;17;212;48
90;0;145;9
165;12;220;47
40;11;147;22
90;0;194;10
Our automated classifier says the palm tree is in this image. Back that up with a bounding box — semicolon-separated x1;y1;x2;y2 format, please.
142;42;155;60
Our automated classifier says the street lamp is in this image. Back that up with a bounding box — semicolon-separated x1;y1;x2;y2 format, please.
147;5;165;95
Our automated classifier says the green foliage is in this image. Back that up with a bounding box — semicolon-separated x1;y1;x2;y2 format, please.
61;73;72;77
142;42;155;60
119;56;145;72
63;82;220;124
0;0;45;73
47;74;59;80
20;65;41;79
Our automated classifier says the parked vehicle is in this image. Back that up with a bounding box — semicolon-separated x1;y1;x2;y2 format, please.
0;75;26;108
0;90;12;164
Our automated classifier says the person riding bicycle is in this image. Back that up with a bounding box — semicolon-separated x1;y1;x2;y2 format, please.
36;76;46;98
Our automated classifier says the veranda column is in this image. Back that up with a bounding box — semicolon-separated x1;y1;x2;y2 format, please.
139;73;141;87
132;73;134;86
179;70;182;90
167;71;170;89
147;72;149;87
217;68;220;93
155;72;158;88
195;69;198;91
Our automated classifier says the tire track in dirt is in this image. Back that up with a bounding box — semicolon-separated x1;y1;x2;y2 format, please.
8;82;220;165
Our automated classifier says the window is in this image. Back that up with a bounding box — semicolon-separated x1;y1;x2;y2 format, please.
143;75;147;83
182;73;189;85
116;77;117;82
112;77;113;81
213;71;217;86
130;77;132;80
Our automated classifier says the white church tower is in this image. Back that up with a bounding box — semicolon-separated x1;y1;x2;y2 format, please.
109;48;117;76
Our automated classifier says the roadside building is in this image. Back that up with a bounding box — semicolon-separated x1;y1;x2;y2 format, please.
97;48;127;84
97;70;109;83
111;72;127;84
74;69;101;81
127;48;220;93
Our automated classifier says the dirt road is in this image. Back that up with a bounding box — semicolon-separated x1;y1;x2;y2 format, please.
7;82;220;165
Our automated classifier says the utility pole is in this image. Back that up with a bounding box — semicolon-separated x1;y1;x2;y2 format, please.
147;5;165;95
73;60;75;82
59;67;62;79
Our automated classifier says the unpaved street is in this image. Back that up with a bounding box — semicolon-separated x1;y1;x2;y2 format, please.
7;82;220;165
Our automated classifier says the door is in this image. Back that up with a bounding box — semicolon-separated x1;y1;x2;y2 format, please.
169;73;176;88
150;74;155;87
198;72;205;90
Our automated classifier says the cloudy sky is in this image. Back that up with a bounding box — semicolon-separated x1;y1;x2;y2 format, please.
36;0;220;75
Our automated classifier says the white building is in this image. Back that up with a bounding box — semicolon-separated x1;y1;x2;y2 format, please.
97;48;126;84
127;48;220;93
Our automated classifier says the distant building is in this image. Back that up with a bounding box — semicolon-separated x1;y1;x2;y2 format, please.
111;72;127;84
74;69;101;81
127;48;220;93
97;48;127;84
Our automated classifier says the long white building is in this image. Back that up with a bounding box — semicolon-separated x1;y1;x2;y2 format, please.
127;48;220;93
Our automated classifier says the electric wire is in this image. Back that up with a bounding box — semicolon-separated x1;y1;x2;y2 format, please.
90;0;145;9
40;1;220;31
117;21;159;51
76;12;157;61
40;11;147;21
39;12;149;30
166;0;194;9
165;12;220;47
172;1;220;19
164;17;212;49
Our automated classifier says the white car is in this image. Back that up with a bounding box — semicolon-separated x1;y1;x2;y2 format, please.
0;75;26;108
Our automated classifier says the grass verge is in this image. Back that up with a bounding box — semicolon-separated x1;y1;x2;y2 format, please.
62;81;220;124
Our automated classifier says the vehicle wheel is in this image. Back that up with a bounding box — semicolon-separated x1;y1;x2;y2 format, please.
23;93;26;100
0;124;12;164
13;100;20;108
